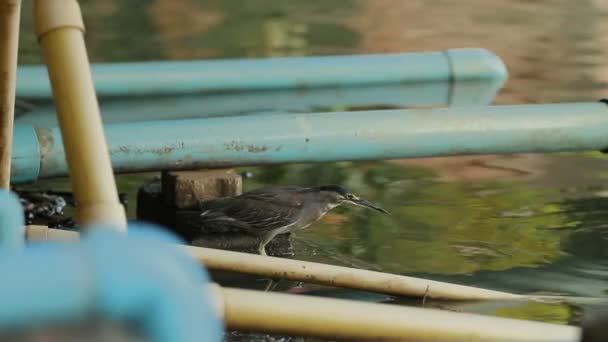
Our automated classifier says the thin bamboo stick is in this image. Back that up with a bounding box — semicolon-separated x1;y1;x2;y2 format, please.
183;244;520;301
33;0;126;228
27;225;519;300
215;286;581;341
29;225;608;307
0;0;21;189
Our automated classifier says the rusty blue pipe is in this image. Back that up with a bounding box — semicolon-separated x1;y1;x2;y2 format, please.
11;102;608;184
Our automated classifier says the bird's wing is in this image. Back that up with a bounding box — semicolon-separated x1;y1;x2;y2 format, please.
197;192;303;233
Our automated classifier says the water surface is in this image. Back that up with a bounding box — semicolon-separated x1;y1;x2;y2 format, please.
16;0;608;339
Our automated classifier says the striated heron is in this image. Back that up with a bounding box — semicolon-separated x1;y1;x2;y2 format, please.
194;185;388;256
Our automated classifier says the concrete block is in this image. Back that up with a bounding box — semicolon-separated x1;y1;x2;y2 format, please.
162;169;242;209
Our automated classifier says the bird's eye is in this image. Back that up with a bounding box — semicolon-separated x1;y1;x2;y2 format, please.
345;194;355;200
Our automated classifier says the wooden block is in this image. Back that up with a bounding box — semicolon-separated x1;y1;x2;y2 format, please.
162;169;242;209
136;181;182;237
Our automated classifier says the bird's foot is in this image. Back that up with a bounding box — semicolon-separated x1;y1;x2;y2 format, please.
263;279;277;292
258;245;268;256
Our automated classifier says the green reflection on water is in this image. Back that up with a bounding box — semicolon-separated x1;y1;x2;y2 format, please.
242;161;572;275
185;0;360;58
493;301;573;324
18;0;360;63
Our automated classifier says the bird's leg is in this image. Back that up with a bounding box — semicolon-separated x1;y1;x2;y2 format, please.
263;279;276;292
258;238;268;256
258;233;277;256
258;241;268;256
257;240;275;290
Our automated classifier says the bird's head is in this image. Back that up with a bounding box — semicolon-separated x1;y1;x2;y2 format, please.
316;185;389;214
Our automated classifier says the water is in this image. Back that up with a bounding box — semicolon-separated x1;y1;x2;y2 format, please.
16;0;608;339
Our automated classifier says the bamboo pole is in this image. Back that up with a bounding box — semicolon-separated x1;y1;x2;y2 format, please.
183;244;520;301
33;0;126;229
214;286;581;342
22;226;590;340
27;225;608;307
25;225;79;241
26;225;519;301
20;226;586;341
0;0;21;189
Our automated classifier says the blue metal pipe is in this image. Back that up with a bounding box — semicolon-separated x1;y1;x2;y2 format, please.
17;48;506;102
0;191;24;249
11;124;40;184
0;246;94;329
0;224;222;341
11;102;608;183
17;82;451;127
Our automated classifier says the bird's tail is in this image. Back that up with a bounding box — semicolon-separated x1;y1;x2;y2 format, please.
174;209;250;234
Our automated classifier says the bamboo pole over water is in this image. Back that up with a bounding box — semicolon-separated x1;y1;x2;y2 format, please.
213;285;581;342
31;225;608;305
26;225;519;301
184;244;520;301
22;225;584;341
0;0;21;189
33;0;126;228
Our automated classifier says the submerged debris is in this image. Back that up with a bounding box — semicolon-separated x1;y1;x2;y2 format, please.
14;189;127;229
17;190;73;228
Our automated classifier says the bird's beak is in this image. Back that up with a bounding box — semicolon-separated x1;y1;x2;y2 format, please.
349;198;389;214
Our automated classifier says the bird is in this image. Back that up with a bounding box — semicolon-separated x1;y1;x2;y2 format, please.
192;185;389;256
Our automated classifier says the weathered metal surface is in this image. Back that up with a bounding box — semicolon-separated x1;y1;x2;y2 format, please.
11;102;608;183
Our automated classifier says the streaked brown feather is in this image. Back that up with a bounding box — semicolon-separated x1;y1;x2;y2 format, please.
196;186;308;234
